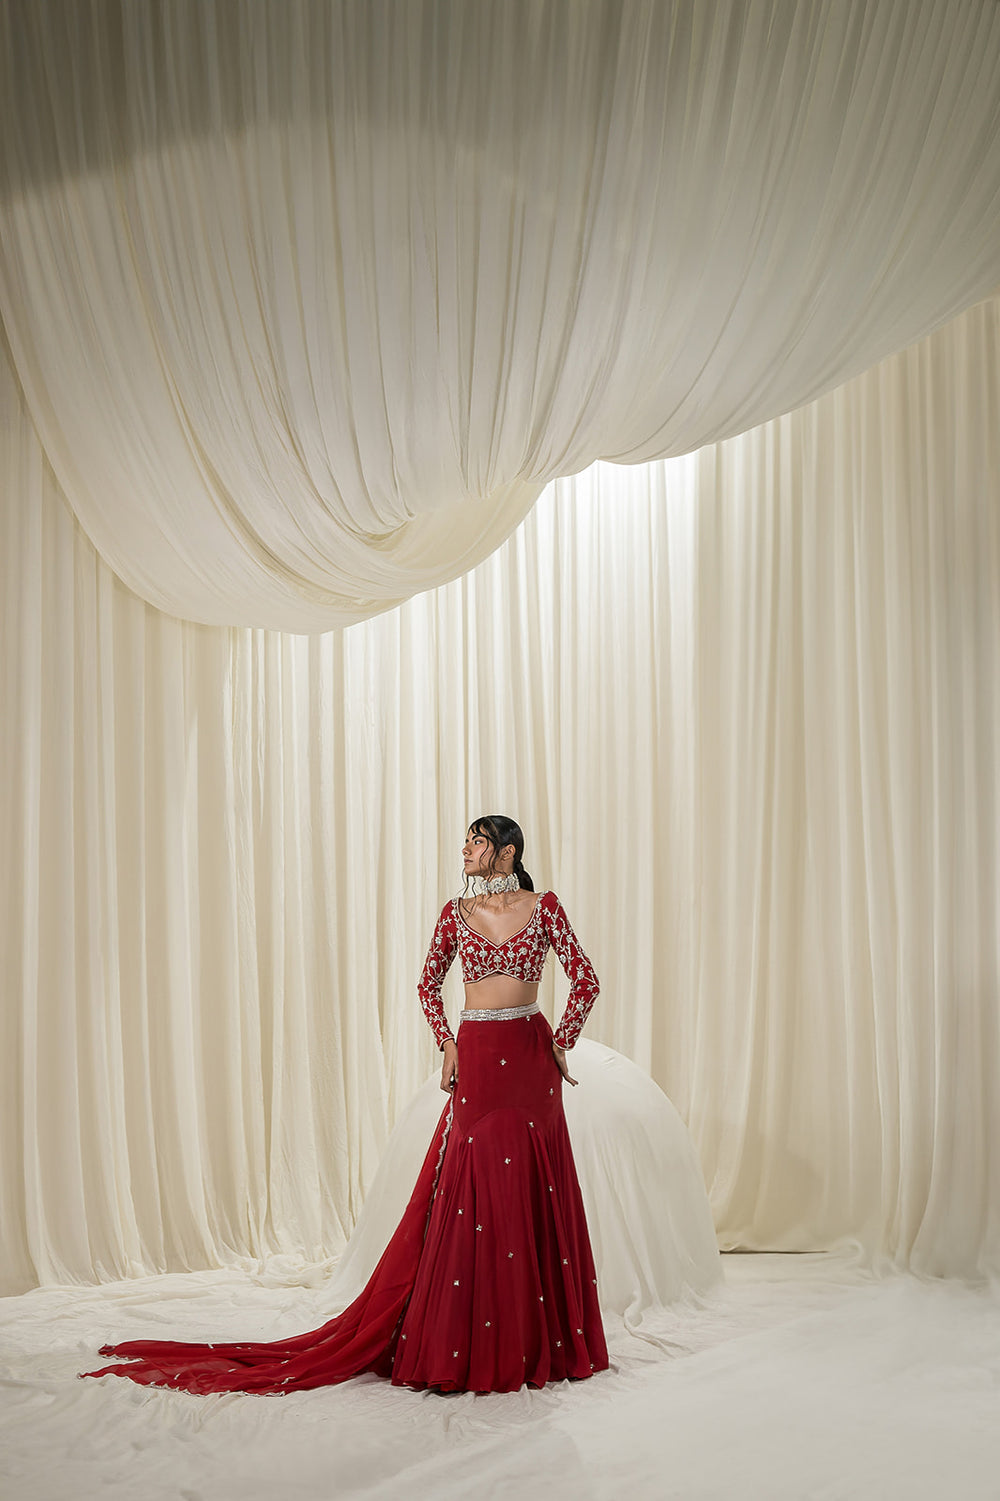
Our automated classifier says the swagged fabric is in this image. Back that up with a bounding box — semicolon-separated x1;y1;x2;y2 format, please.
2;0;1000;628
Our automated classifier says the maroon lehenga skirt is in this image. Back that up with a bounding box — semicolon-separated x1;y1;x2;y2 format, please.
79;1005;609;1395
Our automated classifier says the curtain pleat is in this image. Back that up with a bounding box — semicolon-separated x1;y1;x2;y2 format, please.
2;298;998;1293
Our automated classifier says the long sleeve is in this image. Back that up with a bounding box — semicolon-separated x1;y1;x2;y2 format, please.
417;900;459;1049
539;891;599;1049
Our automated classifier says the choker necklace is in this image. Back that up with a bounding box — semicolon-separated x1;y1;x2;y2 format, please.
470;873;520;895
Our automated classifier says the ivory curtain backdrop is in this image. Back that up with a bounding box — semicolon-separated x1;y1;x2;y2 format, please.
2;0;1000;628
2;297;997;1295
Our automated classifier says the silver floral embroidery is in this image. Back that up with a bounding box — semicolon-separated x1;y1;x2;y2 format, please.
455;898;548;987
419;894;597;1049
417;904;460;1048
451;893;599;1049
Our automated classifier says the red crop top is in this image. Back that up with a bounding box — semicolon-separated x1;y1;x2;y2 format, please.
417;889;599;1051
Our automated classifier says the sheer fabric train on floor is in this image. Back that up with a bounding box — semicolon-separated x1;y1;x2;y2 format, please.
79;1038;718;1393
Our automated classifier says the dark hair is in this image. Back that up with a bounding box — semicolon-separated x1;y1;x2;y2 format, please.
465;813;535;892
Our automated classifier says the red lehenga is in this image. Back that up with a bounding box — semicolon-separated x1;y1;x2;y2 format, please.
80;890;608;1394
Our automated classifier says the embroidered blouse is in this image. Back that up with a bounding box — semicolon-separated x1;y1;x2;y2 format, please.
417;890;599;1051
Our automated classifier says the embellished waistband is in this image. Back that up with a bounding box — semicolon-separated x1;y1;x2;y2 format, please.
459;1001;540;1023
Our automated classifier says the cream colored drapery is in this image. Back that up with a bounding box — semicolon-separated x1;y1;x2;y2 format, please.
3;298;997;1294
2;0;1000;629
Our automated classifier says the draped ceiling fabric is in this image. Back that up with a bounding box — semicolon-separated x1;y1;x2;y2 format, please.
2;296;997;1294
2;0;1000;628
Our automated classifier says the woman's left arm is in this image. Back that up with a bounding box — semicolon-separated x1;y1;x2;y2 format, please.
539;892;600;1054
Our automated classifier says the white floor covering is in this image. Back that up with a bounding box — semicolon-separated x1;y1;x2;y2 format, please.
3;1253;999;1501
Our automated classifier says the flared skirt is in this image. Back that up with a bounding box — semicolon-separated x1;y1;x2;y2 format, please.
79;1009;608;1395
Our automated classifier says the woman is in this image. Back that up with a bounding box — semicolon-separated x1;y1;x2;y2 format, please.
80;815;608;1394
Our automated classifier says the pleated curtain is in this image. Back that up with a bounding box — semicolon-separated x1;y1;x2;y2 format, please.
3;295;997;1292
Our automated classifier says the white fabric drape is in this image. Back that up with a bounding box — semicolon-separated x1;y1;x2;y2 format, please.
2;0;1000;628
3;296;997;1293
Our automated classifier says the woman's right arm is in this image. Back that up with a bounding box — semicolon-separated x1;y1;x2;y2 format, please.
417;901;459;1051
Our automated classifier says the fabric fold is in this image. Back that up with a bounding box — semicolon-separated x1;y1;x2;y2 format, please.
2;0;999;628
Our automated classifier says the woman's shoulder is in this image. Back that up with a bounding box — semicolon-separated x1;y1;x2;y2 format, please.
536;891;580;922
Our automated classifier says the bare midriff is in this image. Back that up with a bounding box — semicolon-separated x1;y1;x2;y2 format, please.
462;976;540;1011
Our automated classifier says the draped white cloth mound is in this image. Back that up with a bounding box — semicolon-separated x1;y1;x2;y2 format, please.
2;0;1000;627
325;1042;721;1326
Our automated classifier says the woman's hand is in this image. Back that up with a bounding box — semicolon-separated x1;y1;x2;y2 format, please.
440;1039;458;1093
552;1043;578;1086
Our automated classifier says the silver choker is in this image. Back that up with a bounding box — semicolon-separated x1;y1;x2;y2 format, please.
469;873;520;895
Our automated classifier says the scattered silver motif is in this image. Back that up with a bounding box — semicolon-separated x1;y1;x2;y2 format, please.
414;893;604;1386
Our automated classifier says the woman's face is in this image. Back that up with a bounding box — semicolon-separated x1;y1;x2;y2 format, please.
462;829;494;877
